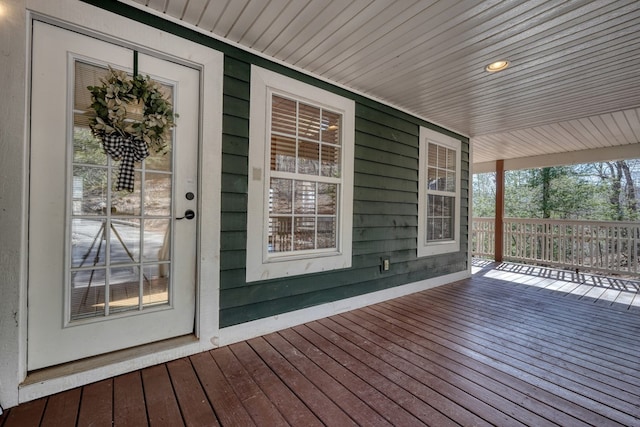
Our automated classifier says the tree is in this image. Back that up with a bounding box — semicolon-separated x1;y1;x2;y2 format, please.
595;160;639;221
472;159;640;221
472;172;496;217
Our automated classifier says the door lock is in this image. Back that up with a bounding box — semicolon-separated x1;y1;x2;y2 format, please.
176;209;195;220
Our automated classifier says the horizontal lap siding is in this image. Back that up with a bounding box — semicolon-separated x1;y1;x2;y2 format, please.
82;0;469;330
220;56;469;326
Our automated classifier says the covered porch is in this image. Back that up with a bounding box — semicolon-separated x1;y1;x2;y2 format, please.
3;261;639;426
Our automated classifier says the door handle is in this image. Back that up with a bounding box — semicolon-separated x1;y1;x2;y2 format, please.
176;209;195;220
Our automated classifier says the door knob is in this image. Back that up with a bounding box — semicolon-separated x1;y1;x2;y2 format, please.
176;209;195;220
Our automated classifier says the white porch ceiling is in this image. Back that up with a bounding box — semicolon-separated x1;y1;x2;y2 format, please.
124;0;640;165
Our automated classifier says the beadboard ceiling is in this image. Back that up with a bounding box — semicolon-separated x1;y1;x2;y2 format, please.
123;0;640;166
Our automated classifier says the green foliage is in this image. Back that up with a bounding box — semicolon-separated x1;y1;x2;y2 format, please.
473;159;640;221
472;173;496;217
87;66;177;154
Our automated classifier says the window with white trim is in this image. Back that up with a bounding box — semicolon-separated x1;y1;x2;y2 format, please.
418;127;461;257
246;66;354;282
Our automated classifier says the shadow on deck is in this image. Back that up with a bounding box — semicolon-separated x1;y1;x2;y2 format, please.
472;258;640;311
2;262;639;426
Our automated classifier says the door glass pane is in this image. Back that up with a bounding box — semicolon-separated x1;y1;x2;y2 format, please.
145;219;171;262
72;166;108;216
70;269;105;320
69;60;175;321
111;170;142;216
146;146;172;172
143;265;169;307
110;219;140;264
109;266;141;313
73;128;107;165
71;219;107;268
144;172;171;216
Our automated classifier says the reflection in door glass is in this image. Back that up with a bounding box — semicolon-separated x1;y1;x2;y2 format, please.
143;264;169;307
109;266;141;314
69;60;174;321
70;270;105;318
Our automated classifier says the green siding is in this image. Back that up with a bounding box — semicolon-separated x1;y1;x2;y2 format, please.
84;0;471;328
218;56;469;326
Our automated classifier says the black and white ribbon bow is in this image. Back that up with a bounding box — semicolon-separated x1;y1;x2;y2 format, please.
101;133;150;192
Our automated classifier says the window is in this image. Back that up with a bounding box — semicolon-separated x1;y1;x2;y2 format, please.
246;66;354;282
418;127;461;257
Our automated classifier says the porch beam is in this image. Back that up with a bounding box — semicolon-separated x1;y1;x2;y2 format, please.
473;143;640;173
495;159;505;262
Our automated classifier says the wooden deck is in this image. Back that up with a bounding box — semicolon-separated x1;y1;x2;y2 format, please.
3;262;639;426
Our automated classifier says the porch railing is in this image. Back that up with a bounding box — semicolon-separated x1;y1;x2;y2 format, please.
472;218;640;277
471;218;496;259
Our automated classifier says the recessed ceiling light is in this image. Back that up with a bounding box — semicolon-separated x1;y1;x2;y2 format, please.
485;60;510;73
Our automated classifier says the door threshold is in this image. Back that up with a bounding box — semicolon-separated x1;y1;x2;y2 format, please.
23;334;198;386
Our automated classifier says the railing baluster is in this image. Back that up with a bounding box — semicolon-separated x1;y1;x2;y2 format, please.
471;217;638;277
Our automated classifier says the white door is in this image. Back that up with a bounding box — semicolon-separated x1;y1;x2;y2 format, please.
28;22;200;370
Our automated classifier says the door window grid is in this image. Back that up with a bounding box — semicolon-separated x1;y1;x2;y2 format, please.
70;61;173;321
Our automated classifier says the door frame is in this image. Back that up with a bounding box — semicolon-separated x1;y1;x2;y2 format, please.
19;5;223;403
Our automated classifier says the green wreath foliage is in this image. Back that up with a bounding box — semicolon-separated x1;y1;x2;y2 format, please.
88;66;177;154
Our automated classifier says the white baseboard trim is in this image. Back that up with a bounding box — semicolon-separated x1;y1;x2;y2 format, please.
218;269;470;346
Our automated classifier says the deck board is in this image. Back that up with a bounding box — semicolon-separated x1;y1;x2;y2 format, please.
77;379;113;427
229;341;322;426
189;351;255;426
249;335;359;426
141;364;184;426
3;399;45;427
40;388;81;427
113;371;148;427
277;327;422;426
293;323;455;425
5;262;640;426
166;358;219;427
211;346;288;426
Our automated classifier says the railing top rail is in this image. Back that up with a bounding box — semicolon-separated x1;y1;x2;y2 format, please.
474;217;639;227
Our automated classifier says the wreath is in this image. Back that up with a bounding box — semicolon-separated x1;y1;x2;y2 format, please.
87;66;177;191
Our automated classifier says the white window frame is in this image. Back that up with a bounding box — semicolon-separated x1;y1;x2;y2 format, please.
246;66;354;282
418;127;461;257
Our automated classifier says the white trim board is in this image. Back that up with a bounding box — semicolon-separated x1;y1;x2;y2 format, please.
218;270;470;346
473;143;640;173
246;65;355;282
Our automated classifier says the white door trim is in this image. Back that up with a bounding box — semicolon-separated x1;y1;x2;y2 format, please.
19;3;222;402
